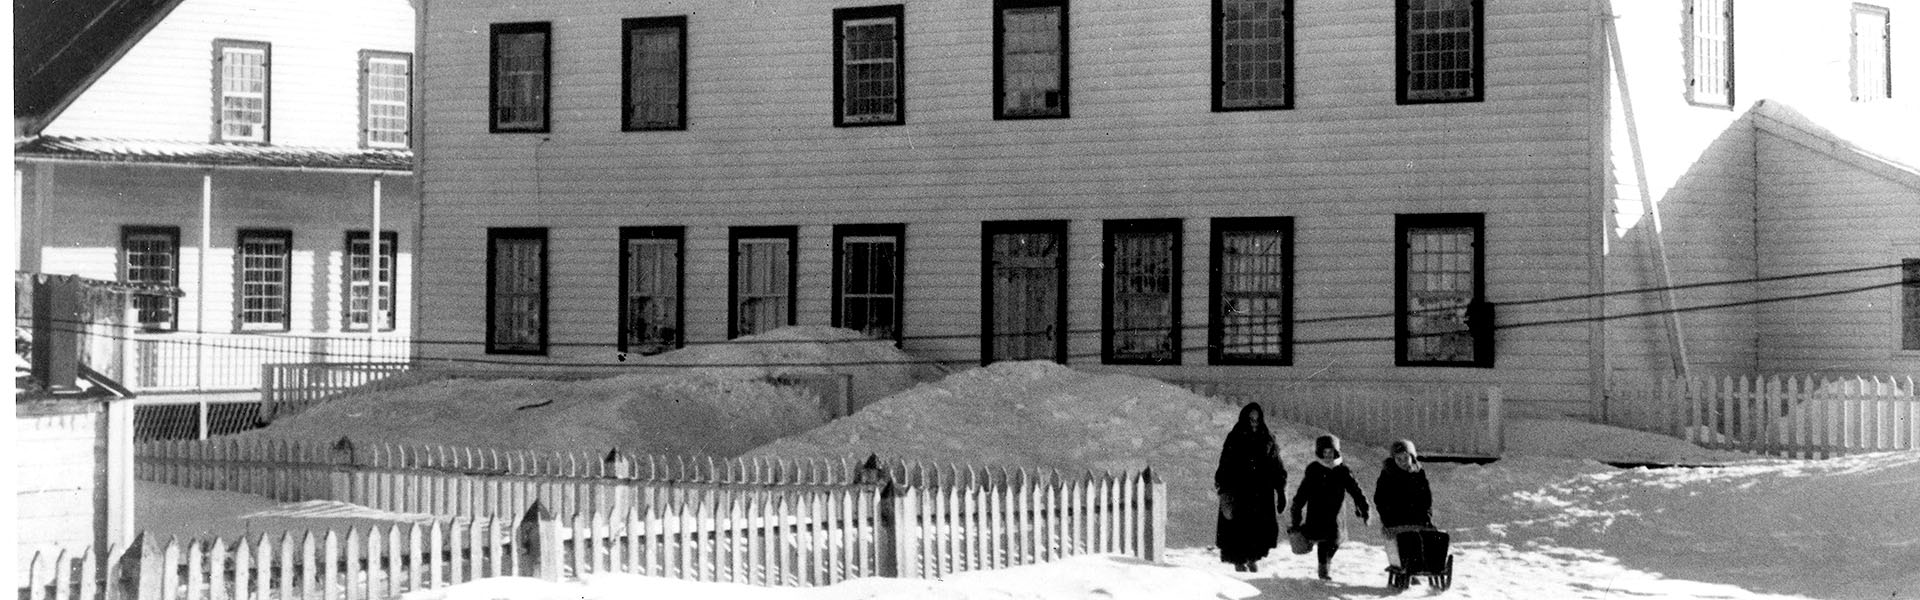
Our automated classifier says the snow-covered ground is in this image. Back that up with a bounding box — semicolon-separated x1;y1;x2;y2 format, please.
146;328;1916;600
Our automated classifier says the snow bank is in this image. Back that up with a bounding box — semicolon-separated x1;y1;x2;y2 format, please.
1501;418;1755;464
748;361;1387;547
247;327;925;456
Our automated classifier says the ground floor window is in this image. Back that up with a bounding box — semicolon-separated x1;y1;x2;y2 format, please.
620;227;684;355
1210;217;1291;365
833;224;904;342
1396;213;1489;367
487;228;546;354
1902;258;1919;351
345;231;397;331
730;226;797;338
123;226;180;331
1103;219;1180;364
236;229;291;331
982;220;1068;364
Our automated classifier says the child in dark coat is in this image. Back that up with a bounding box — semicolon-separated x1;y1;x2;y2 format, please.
1289;434;1370;581
1373;439;1435;571
1214;403;1289;573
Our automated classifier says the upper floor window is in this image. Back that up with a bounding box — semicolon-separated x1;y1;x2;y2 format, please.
236;229;292;331
623;17;687;131
123;226;180;332
360;51;411;149
1104;219;1181;365
1396;213;1491;367
1210;217;1292;365
619;227;685;356
730;226;798;339
1396;0;1482;104
995;0;1068;119
1685;0;1734;107
213;39;270;143
487;228;547;354
835;6;906;126
345;231;398;331
1853;4;1892;102
833;224;905;342
491;22;551;133
1214;0;1293;110
1902;258;1919;351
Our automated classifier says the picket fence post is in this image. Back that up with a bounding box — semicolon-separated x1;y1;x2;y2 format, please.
1142;467;1166;563
516;501;563;581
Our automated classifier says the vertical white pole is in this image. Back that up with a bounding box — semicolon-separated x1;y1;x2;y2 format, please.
199;172;213;389
372;176;384;340
105;399;136;548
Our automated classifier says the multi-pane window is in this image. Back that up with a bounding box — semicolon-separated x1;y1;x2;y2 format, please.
345;231;397;331
1214;0;1292;110
1903;259;1920;351
491;22;551;133
623;17;687;131
619;227;684;356
995;0;1068;119
1397;214;1489;367
360;51;411;148
236;230;291;331
835;6;905;126
1103;220;1180;365
1397;0;1482;104
730;227;797;339
487;228;546;354
1685;0;1734;107
834;224;905;342
1853;4;1892;102
1210;218;1291;365
123;226;180;332
214;40;270;143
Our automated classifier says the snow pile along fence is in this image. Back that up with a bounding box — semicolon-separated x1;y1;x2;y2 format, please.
1605;373;1919;458
1173;381;1504;457
257;361;413;423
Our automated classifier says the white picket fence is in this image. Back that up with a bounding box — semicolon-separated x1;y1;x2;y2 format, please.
257;362;414;423
1605;374;1919;458
25;467;1164;599
1173;381;1504;457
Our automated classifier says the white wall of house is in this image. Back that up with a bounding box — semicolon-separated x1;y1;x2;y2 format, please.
1600;0;1915;381
418;0;1609;415
43;0;415;146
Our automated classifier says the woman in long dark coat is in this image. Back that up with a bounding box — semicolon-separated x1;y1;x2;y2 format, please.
1289;434;1370;581
1214;402;1289;572
1373;439;1434;570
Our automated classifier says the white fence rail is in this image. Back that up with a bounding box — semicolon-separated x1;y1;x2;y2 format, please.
258;362;414;422
1605;374;1919;458
1173;381;1504;457
130;335;410;393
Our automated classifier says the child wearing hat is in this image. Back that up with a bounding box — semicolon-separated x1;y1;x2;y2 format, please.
1373;439;1435;571
1289;434;1371;581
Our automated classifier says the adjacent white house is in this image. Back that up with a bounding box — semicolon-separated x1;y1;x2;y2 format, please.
405;0;1917;418
13;0;421;394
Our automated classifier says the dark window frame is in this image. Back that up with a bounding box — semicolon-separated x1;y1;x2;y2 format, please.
343;230;400;332
993;0;1071;120
1852;3;1893;102
1394;0;1484;105
728;226;800;339
490;21;553;133
1208;217;1293;366
1394;213;1491;368
234;228;293;332
122;225;181;332
1683;0;1735;108
621;16;689;132
979;220;1070;365
832;223;906;343
357;50;413;149
834;5;907;127
1211;0;1294;111
486;227;549;355
1102;219;1183;365
1902;258;1920;351
211;38;272;144
616;226;687;355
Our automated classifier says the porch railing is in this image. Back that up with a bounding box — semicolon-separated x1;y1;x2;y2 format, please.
128;334;410;393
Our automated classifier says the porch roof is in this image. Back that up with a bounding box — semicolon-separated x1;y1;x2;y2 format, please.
13;135;414;173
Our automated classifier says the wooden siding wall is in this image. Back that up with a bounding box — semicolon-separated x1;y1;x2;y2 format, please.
21;164;419;337
1600;0;1908;380
42;0;415;146
1755;127;1920;375
418;1;1599;412
14;406;104;576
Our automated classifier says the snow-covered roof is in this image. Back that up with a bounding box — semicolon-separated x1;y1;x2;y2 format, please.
13;135;413;172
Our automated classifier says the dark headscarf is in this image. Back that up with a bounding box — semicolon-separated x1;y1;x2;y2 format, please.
1224;403;1277;456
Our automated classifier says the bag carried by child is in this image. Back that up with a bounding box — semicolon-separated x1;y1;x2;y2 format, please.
1286;526;1312;555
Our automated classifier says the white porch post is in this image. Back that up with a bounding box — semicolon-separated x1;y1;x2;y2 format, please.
198;172;212;389
372;175;384;341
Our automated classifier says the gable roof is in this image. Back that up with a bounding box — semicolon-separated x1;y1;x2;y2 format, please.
1750;100;1920;191
13;0;189;136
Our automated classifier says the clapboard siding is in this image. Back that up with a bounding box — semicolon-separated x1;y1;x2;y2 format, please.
418;0;1598;411
45;0;413;146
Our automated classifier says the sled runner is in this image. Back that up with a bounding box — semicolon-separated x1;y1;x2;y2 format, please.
1385;528;1453;591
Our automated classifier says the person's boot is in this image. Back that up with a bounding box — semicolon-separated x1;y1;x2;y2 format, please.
1248;561;1259;573
1317;563;1331;580
1233;562;1247;572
